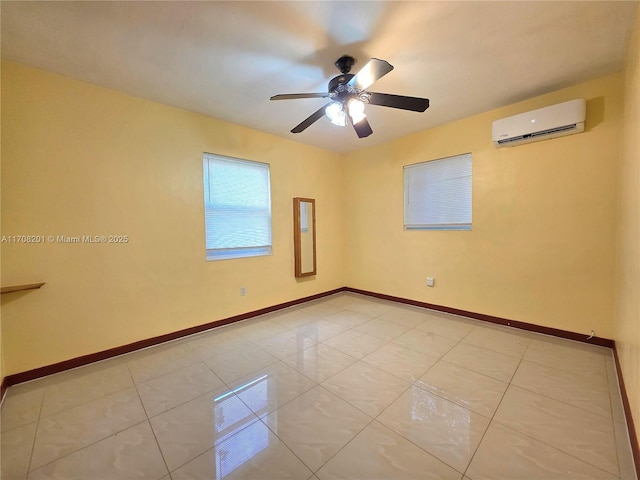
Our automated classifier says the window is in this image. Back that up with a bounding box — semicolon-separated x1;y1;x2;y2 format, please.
203;153;272;260
404;153;472;230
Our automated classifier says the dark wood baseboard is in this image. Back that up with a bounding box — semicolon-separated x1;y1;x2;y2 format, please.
344;287;615;348
346;287;637;476
613;346;640;479
0;376;7;403
2;285;635;474
4;286;616;388
2;287;346;389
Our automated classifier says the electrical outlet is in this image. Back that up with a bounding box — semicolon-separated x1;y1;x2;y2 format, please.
240;287;246;296
426;276;435;287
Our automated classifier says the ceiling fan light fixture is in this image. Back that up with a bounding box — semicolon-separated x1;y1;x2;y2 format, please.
271;55;430;136
325;101;346;127
348;98;366;124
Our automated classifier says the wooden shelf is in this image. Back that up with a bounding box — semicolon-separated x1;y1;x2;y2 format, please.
1;283;45;294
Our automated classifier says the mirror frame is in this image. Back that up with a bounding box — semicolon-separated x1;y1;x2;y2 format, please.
293;197;316;278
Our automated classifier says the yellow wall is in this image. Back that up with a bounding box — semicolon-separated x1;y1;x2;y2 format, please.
0;61;345;375
616;7;640;446
0;59;630;385
344;74;623;339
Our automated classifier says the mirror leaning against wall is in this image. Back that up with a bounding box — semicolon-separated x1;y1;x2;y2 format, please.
293;197;316;278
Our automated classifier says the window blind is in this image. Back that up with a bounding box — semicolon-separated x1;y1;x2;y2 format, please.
404;153;472;230
203;154;272;260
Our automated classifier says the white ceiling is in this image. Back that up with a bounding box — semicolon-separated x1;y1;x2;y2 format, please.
2;1;638;153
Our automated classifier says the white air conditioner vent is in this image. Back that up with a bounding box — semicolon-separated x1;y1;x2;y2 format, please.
496;123;579;146
492;99;586;147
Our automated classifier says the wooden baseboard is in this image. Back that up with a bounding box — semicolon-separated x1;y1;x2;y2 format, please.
2;287;346;388
344;287;614;348
613;346;640;478
4;286;617;387
2;285;635;474
0;376;7;404
344;287;636;476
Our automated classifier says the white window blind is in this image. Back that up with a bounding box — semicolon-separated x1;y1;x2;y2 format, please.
203;154;272;260
404;153;472;230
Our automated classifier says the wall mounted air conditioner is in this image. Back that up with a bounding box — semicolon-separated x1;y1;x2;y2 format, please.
492;98;586;147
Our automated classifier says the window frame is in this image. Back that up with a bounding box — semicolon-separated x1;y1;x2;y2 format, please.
203;153;273;261
403;152;473;231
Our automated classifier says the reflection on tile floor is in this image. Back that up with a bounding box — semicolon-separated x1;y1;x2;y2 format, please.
1;293;637;479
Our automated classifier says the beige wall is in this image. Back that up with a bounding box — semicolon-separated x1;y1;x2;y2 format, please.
344;74;623;339
0;62;346;376
616;7;640;447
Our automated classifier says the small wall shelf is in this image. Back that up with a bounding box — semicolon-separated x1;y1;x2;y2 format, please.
1;283;45;294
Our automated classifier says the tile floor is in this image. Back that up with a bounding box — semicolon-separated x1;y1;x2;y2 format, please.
1;293;637;479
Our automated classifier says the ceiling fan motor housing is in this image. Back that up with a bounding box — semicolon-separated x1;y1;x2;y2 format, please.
335;55;355;73
328;74;354;95
269;54;429;138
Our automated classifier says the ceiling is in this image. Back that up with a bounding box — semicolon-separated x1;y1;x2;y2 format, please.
2;1;638;153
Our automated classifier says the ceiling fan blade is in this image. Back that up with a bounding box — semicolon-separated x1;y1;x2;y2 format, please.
367;92;430;112
291;104;331;133
352;117;373;138
270;93;329;101
347;58;394;91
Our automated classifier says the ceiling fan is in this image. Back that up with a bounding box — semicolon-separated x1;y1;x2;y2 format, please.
270;55;430;138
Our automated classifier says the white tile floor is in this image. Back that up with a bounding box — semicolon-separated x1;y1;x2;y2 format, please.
1;293;637;479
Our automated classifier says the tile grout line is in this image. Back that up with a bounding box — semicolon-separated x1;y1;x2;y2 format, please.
262;305;426;476
310;415;378;475
2;295;629;478
25;383;46;476
11;363;140;476
371;379;467;477
306;375;410;476
213;306;370;476
507;378;617;422
21;368;145;472
484;341;622;479
488;416;623;479
256;382;358;477
400;327;484;477
604;351;628;479
125;360;172;478
26;419;154;475
461;342;529;478
219;348;332;476
311;321;470;477
163;394;264;475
